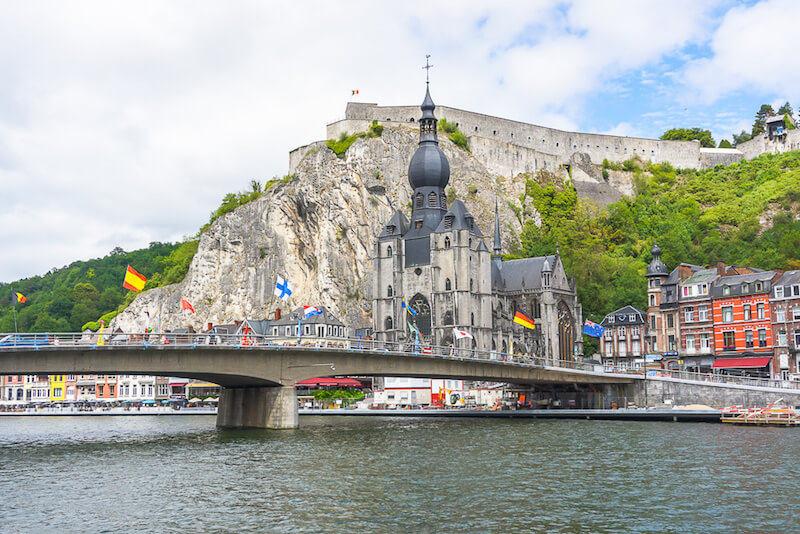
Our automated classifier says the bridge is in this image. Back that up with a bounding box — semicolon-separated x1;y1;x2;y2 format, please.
0;332;633;428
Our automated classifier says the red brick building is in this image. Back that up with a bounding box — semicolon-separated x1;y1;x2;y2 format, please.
770;270;800;379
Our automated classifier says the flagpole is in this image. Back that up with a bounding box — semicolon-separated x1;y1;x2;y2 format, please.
12;296;18;334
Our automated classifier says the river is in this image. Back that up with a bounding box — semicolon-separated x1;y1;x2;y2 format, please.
1;415;797;532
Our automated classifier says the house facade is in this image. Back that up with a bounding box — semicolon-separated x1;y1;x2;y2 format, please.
599;305;647;368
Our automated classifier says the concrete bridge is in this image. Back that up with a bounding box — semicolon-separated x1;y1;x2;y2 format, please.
0;333;633;428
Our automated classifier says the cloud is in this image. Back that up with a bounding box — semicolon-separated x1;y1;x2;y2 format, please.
0;1;755;282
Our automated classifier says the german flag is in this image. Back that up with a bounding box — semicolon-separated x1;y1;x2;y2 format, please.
513;311;535;330
123;265;147;292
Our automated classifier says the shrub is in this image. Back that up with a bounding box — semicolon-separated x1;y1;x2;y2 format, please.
467;184;478;195
449;131;470;152
602;169;609;180
368;120;384;137
326;132;366;158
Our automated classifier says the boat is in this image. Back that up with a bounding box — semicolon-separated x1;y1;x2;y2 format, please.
720;399;800;426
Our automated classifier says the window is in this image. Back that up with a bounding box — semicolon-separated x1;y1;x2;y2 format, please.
722;306;733;323
385;317;393;330
629;314;635;321
285;326;291;336
470;279;474;292
775;286;784;298
387;285;393;297
668;335;676;351
795;330;800;347
109;385;115;395
683;286;692;297
723;286;730;296
778;330;787;346
304;325;310;335
776;308;786;322
700;333;710;351
667;314;674;328
444;278;452;291
758;329;767;347
414;221;422;230
619;327;626;339
650;316;656;329
650;295;655;306
618;342;627;357
608;316;614;323
743;304;751;321
444;236;450;249
632;327;640;338
757;303;765;319
604;329;612;340
745;330;753;348
685;307;694;323
793;285;800;296
723;331;735;350
685;334;695;353
470;313;474;326
742;283;749;293
272;327;278;336
755;282;763;291
793;306;800;321
443;311;453;326
698;306;709;321
632;340;641;356
428;191;438;206
415;193;423;208
700;283;708;295
387;246;392;257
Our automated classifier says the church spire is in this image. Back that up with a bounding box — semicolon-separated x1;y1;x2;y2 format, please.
493;197;502;261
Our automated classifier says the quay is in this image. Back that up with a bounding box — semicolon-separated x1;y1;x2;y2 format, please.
300;408;722;423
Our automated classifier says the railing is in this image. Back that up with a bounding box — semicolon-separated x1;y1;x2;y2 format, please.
641;368;800;391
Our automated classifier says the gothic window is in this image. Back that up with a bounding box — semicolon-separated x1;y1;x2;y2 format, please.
385;316;393;330
387;285;393;297
415;193;423;208
443;310;453;325
409;294;432;336
557;301;575;362
444;236;450;249
531;299;541;319
428;192;438;206
387;246;392;257
445;278;452;291
470;279;474;292
471;313;475;326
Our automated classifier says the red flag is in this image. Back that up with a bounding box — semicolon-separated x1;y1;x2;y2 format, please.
181;297;195;314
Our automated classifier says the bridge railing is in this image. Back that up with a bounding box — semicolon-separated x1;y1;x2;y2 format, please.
637;367;800;391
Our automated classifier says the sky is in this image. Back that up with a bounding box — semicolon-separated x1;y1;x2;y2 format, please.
2;0;800;283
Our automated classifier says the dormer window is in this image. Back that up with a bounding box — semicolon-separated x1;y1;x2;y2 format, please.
776;286;784;298
742;283;749;293
609;316;614;324
386;225;395;234
415;221;422;230
444;216;454;230
629;314;635;321
723;286;730;296
428;191;438;206
755;282;763;291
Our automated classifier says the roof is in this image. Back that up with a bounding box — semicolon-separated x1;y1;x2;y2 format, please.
273;306;344;326
434;199;484;236
712;271;776;298
238;319;274;336
774;270;800;288
765;115;786;124
601;305;646;327
378;210;409;240
682;268;719;285
492;255;556;291
663;264;703;285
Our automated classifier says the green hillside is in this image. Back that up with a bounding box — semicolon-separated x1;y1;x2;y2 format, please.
511;151;800;352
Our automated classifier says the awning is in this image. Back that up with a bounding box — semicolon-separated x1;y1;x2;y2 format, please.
712;357;772;369
296;377;363;387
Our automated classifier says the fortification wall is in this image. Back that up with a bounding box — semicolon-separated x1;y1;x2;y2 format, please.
699;147;744;168
342;102;707;169
737;129;800;160
468;136;562;178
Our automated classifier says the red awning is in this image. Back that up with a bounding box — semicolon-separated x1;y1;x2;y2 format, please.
712;357;772;369
296;377;363;387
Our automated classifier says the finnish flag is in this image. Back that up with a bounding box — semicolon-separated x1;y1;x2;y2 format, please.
274;276;293;301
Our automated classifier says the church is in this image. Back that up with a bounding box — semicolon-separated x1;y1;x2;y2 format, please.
372;84;583;363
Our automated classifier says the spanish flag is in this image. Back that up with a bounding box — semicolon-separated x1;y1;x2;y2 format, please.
13;292;27;304
123;265;147;292
513;311;535;330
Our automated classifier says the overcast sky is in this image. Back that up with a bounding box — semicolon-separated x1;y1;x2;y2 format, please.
2;0;799;283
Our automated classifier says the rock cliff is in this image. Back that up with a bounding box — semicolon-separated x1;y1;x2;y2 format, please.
112;125;630;332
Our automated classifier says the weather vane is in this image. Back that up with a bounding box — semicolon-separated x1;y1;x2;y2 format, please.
423;54;433;84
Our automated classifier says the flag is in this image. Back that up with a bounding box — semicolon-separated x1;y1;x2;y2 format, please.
303;306;323;318
181;297;195;314
274;276;293;301
401;299;418;316
513;311;536;330
407;321;418;334
352;89;359;95
13;292;27;304
582;319;605;338
453;328;473;340
123;265;147;292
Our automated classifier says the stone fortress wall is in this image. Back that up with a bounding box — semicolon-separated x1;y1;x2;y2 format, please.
320;102;745;174
736;128;800;160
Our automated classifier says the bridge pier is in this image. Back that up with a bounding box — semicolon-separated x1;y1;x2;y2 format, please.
216;386;298;429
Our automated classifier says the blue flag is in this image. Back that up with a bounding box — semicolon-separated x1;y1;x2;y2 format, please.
582;319;605;338
401;299;418;316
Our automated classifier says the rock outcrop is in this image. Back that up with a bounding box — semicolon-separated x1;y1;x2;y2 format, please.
113;125;630;332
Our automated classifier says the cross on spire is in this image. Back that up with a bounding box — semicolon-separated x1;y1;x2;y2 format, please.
423;54;433;84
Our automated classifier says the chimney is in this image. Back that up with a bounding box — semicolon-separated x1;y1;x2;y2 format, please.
716;261;726;276
275;308;281;320
207;322;213;332
234;320;241;328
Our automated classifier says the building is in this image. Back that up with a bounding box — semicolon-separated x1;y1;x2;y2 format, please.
25;375;50;402
3;375;24;402
270;306;347;341
95;375;118;400
677;267;719;372
710;270;777;377
372;84;582;363
770;270;800;379
76;375;96;400
599;306;647;369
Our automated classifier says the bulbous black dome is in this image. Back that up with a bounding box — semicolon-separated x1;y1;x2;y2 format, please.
408;143;450;189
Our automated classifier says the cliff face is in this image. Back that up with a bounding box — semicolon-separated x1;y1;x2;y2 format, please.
112;125;629;332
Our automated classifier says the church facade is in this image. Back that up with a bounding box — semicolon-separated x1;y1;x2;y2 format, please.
372;85;583;363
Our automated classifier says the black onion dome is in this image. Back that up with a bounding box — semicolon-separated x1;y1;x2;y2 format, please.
646;241;667;276
408;86;450;189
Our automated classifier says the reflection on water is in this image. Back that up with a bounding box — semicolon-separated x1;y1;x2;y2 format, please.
1;416;798;532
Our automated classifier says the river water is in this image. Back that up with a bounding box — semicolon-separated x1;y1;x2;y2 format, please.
1;415;798;533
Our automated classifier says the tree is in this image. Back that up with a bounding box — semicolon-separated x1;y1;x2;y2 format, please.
660;128;716;148
777;101;793;118
733;130;753;146
718;139;733;148
752;104;775;136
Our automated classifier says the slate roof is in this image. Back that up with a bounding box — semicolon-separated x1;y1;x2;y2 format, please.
773;270;800;291
492;255;556;292
237;319;274;336
601;305;646;327
712;270;777;297
272;306;344;327
682;268;719;285
434;199;484;236
378;210;409;240
663;264;703;285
